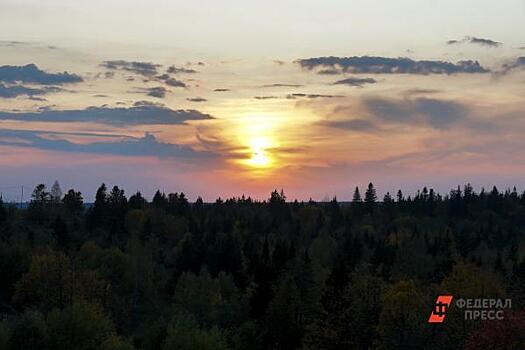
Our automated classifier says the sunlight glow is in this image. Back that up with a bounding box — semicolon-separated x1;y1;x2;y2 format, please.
247;137;272;167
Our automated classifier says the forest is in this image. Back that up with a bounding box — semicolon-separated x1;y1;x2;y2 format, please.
0;182;524;349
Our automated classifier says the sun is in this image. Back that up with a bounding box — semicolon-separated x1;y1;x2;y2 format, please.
246;137;272;168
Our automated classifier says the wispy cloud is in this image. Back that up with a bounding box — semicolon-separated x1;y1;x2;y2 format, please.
333;77;377;87
296;56;490;75
286;93;343;99
0;129;216;159
318;118;377;131
501;57;525;73
254;96;279;100
0;83;62;98
187;97;207;102
0;103;213;126
101;60;161;77
261;83;303;88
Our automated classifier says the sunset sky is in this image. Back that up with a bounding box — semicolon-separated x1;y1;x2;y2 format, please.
1;0;525;201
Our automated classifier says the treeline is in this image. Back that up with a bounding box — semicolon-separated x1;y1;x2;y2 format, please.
0;182;524;349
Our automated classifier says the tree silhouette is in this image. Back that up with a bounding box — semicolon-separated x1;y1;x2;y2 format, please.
352;186;362;202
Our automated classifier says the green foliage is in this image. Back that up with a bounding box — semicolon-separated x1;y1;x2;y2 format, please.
174;268;249;328
9;310;48;350
1;183;524;349
376;280;426;349
46;301;117;350
100;336;135;350
162;313;227;350
0;323;9;350
13;252;74;312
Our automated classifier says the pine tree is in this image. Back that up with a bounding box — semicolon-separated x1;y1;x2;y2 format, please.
364;183;377;204
352;186;362;202
365;183;377;214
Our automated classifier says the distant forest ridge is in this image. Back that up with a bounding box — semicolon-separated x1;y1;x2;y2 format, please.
2;181;525;207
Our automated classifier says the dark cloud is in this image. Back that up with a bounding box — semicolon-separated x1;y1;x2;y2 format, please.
333;77;377;87
159;75;187;88
0;83;62;98
164;78;187;88
0;64;83;84
28;96;48;102
0;104;213;126
261;83;303;88
101;60;161;77
167;65;198;74
447;36;502;48
0;129;216;159
286;93;343;99
364;97;467;129
296;56;490;75
254;96;279;100
213;88;230;92
145;86;168;98
317;68;342;75
186;97;207;103
319;96;475;132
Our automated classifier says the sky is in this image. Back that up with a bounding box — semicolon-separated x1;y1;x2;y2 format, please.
1;0;525;201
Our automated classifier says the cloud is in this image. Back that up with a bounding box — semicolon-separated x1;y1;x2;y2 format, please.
186;97;207;102
286;93;342;99
363;97;467;129
261;83;302;88
167;65;198;74
502;57;525;73
333;77;377;87
0;64;83;84
317;68;342;75
296;56;490;75
164;77;187;88
447;36;502;48
318;118;377;131
101;60;161;77
0;104;213;126
254;96;279;100
0;83;62;98
0;40;27;47
213;88;230;92
145;86;168;98
307;95;485;134
403;88;441;96
0;129;216;159
154;74;187;88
